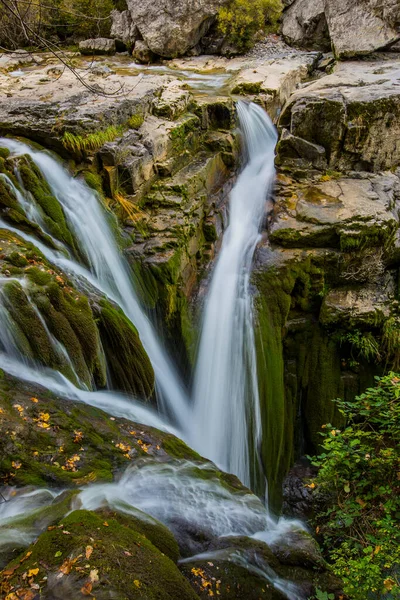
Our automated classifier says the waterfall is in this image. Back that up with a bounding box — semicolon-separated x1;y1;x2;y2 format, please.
0;138;189;425
190;102;278;488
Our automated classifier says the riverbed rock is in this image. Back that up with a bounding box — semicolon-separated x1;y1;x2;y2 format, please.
279;58;400;171
78;38;116;56
126;0;229;58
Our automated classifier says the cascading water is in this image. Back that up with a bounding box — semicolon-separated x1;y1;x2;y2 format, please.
0;106;307;599
0;137;189;425
190;102;278;489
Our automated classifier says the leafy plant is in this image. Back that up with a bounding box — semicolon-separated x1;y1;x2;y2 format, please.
382;316;400;371
311;374;400;599
217;0;283;52
338;330;381;363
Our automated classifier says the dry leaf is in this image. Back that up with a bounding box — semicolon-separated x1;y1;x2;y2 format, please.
85;545;93;560
89;569;99;583
80;581;93;596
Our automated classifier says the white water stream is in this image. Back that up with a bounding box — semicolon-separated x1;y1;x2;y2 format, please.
190;102;277;488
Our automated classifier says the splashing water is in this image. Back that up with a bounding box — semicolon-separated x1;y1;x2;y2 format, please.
190;102;277;488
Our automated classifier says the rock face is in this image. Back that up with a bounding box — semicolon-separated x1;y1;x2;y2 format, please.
281;0;400;57
78;38;116;55
279;59;400;171
126;0;228;57
110;9;138;49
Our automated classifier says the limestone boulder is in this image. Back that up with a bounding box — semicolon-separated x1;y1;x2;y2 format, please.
281;0;330;51
133;40;156;64
110;9;139;48
325;0;400;58
78;38;116;55
126;0;228;58
281;0;400;57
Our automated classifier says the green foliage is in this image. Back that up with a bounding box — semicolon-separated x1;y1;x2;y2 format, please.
62;126;123;155
338;329;381;363
0;0;115;49
217;0;283;52
311;374;400;599
382;316;400;371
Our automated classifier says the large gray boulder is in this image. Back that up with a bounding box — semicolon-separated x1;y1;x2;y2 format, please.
326;0;400;58
126;0;228;58
281;0;400;57
281;0;330;51
110;10;138;48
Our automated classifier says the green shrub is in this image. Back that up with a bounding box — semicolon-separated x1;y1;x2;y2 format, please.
217;0;283;52
311;374;400;599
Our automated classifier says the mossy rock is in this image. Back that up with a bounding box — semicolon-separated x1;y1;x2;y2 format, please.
0;147;10;159
16;154;78;253
0;375;200;489
0;509;199;600
0;490;78;568
97;300;154;399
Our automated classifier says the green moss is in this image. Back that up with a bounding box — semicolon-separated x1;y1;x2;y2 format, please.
2;510;198;600
18;155;77;252
0;176;21;212
101;507;179;562
128;113;145;129
231;81;262;95
162;434;202;460
83;170;104;195
25;266;53;285
0;147;10;159
2;280;56;366
37;283;106;388
97;300;154;399
4;251;29;267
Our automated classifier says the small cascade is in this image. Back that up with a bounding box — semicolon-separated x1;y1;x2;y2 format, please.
0;138;189;425
0;278;29;362
190;102;278;489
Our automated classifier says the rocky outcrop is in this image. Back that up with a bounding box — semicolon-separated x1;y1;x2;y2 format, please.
281;0;400;57
126;0;228;58
229;53;319;120
254;53;400;504
278;59;400;171
78;38;116;56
